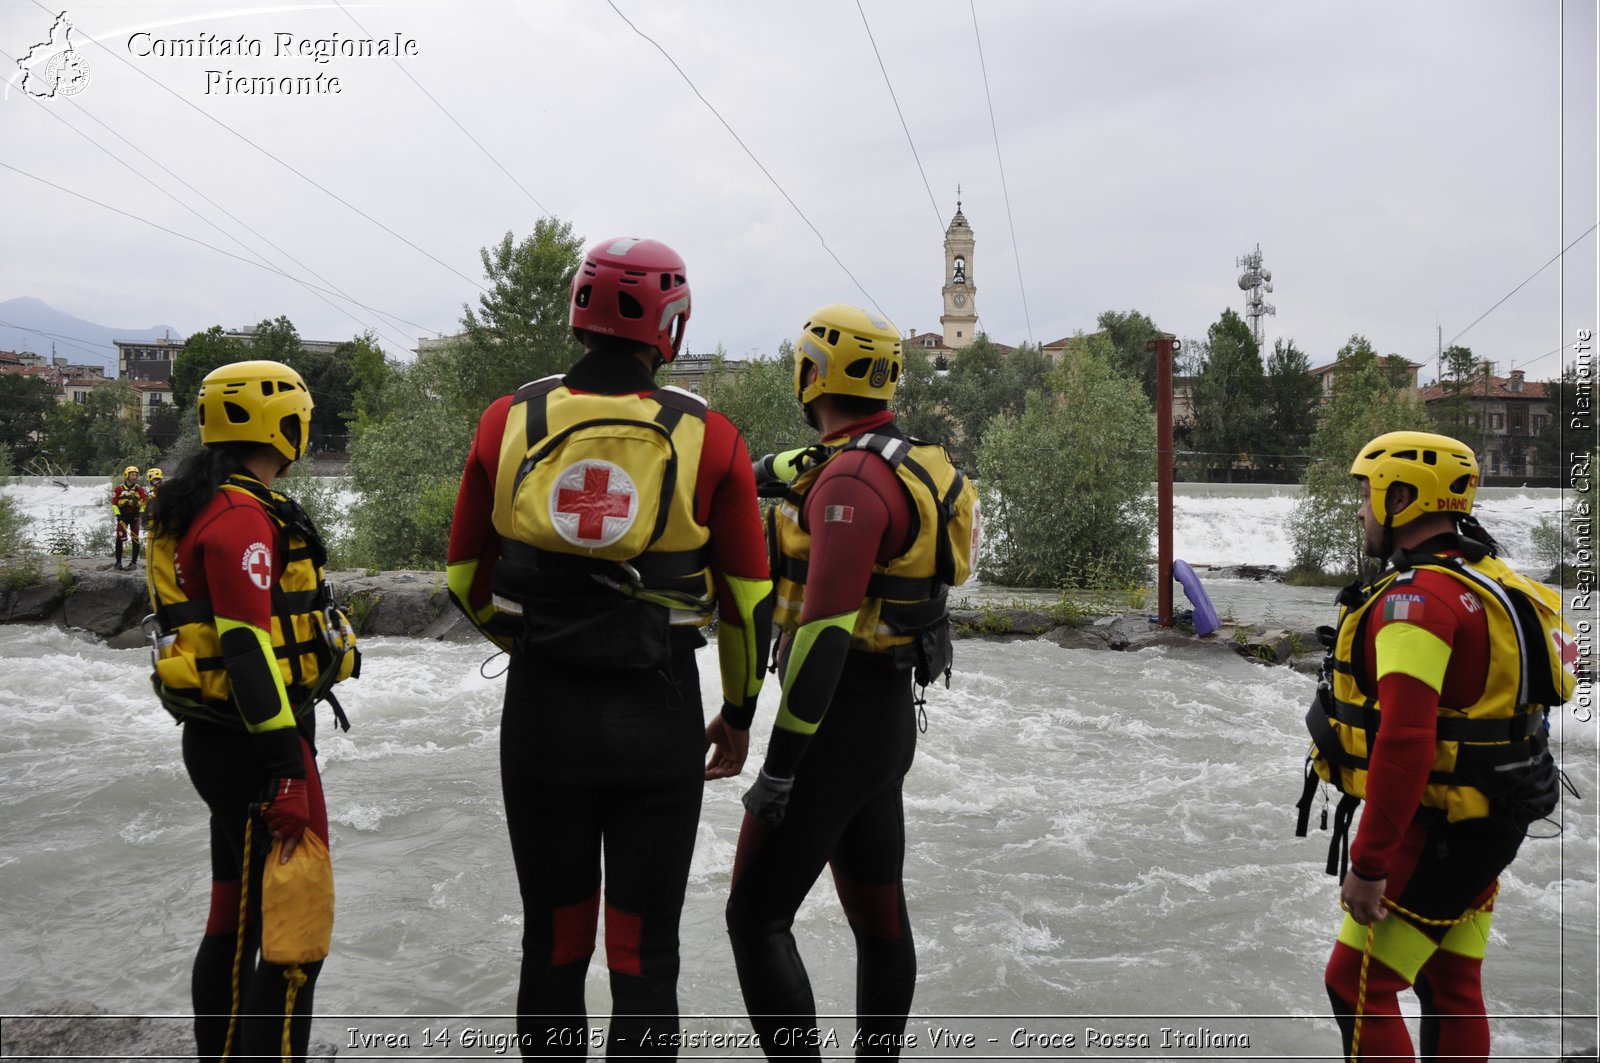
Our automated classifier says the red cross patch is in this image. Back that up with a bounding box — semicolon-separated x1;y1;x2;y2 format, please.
550;460;638;547
1554;628;1579;674
241;542;273;590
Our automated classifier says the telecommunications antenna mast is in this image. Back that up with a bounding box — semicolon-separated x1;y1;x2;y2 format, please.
1236;243;1276;348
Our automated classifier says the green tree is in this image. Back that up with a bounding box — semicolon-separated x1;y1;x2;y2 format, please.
0;374;58;466
1429;344;1479;440
456;219;587;413
249;315;302;365
893;344;957;445
42;383;155;476
344;332;395;435
1260;338;1320;481
697;347;812;463
1188;309;1264;481
1095;309;1165;402
1287;361;1430;577
977;349;1155;587
343;346;476;570
343;221;587;569
943;335;1012;466
172;325;247;411
1532;366;1583;478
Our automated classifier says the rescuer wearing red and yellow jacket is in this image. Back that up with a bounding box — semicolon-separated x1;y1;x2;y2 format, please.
111;465;148;569
145;360;357;1061
446;236;773;1059
727;304;976;1061
1298;430;1575;1062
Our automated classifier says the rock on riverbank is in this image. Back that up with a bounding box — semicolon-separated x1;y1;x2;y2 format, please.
0;1001;337;1061
1;557;1322;672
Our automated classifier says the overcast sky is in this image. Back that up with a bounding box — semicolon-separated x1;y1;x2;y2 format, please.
4;0;1596;381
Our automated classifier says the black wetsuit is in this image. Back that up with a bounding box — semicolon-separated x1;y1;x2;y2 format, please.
500;639;707;1057
725;653;918;1057
184;722;325;1063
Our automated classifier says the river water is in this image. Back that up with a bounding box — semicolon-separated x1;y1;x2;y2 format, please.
0;483;1593;1059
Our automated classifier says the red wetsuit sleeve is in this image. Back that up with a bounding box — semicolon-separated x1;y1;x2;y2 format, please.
698;411;770;591
194;496;280;630
447;395;512;614
798;452;909;620
1350;570;1488;879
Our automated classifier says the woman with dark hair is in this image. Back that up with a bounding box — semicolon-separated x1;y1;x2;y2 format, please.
145;359;357;1062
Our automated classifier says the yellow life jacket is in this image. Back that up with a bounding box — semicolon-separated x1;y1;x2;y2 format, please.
1299;541;1574;848
771;428;977;676
145;477;358;730
486;376;715;663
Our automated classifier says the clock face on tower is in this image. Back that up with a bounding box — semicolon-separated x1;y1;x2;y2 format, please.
953;293;967;308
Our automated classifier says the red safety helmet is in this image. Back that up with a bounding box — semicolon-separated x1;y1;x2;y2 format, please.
569;237;691;363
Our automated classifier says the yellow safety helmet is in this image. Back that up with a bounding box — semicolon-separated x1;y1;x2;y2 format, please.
147;467;163;482
197;360;314;464
1350;430;1480;527
123;465;139;478
793;304;903;405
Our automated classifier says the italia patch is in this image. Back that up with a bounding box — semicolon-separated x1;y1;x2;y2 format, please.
823;504;855;524
241;541;273;590
1383;592;1425;622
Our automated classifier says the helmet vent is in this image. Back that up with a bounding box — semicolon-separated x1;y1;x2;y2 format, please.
660;273;673;292
617;292;644;319
845;359;870;379
827;329;841;346
1449;474;1471;495
224;401;252;425
889;363;900;383
575;284;592;309
1422;450;1437;465
810;326;826;339
1393;449;1418;460
674;273;685;288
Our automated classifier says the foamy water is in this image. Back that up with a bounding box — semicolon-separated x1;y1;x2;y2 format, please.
2;478;1572;574
0;623;1593;1058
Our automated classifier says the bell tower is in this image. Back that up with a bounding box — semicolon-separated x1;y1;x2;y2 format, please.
939;191;978;350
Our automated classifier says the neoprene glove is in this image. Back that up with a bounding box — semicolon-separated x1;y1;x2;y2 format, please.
742;769;795;827
262;777;309;840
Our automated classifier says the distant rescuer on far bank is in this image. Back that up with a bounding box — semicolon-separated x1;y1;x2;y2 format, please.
1296;429;1577;1062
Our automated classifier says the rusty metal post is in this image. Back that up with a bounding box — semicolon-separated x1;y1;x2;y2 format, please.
1149;336;1179;626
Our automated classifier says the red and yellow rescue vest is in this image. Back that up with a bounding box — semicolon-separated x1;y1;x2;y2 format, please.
488;376;715;623
771;430;977;658
1307;548;1574;823
145;478;358;728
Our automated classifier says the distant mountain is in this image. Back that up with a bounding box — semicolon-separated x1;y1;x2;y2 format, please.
0;297;184;374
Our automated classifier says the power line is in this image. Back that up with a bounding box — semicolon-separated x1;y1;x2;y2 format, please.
0;46;422;353
1432;222;1597;370
604;0;886;319
0;319;116;361
0;161;442;336
27;0;488;296
333;0;553;219
968;0;1033;347
855;0;943;234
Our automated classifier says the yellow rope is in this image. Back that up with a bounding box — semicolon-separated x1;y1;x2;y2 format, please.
221;816;254;1061
1344;884;1498;1062
280;964;307;1063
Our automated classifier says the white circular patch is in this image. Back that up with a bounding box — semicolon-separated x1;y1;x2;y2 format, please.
241;541;273;590
548;459;638;548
